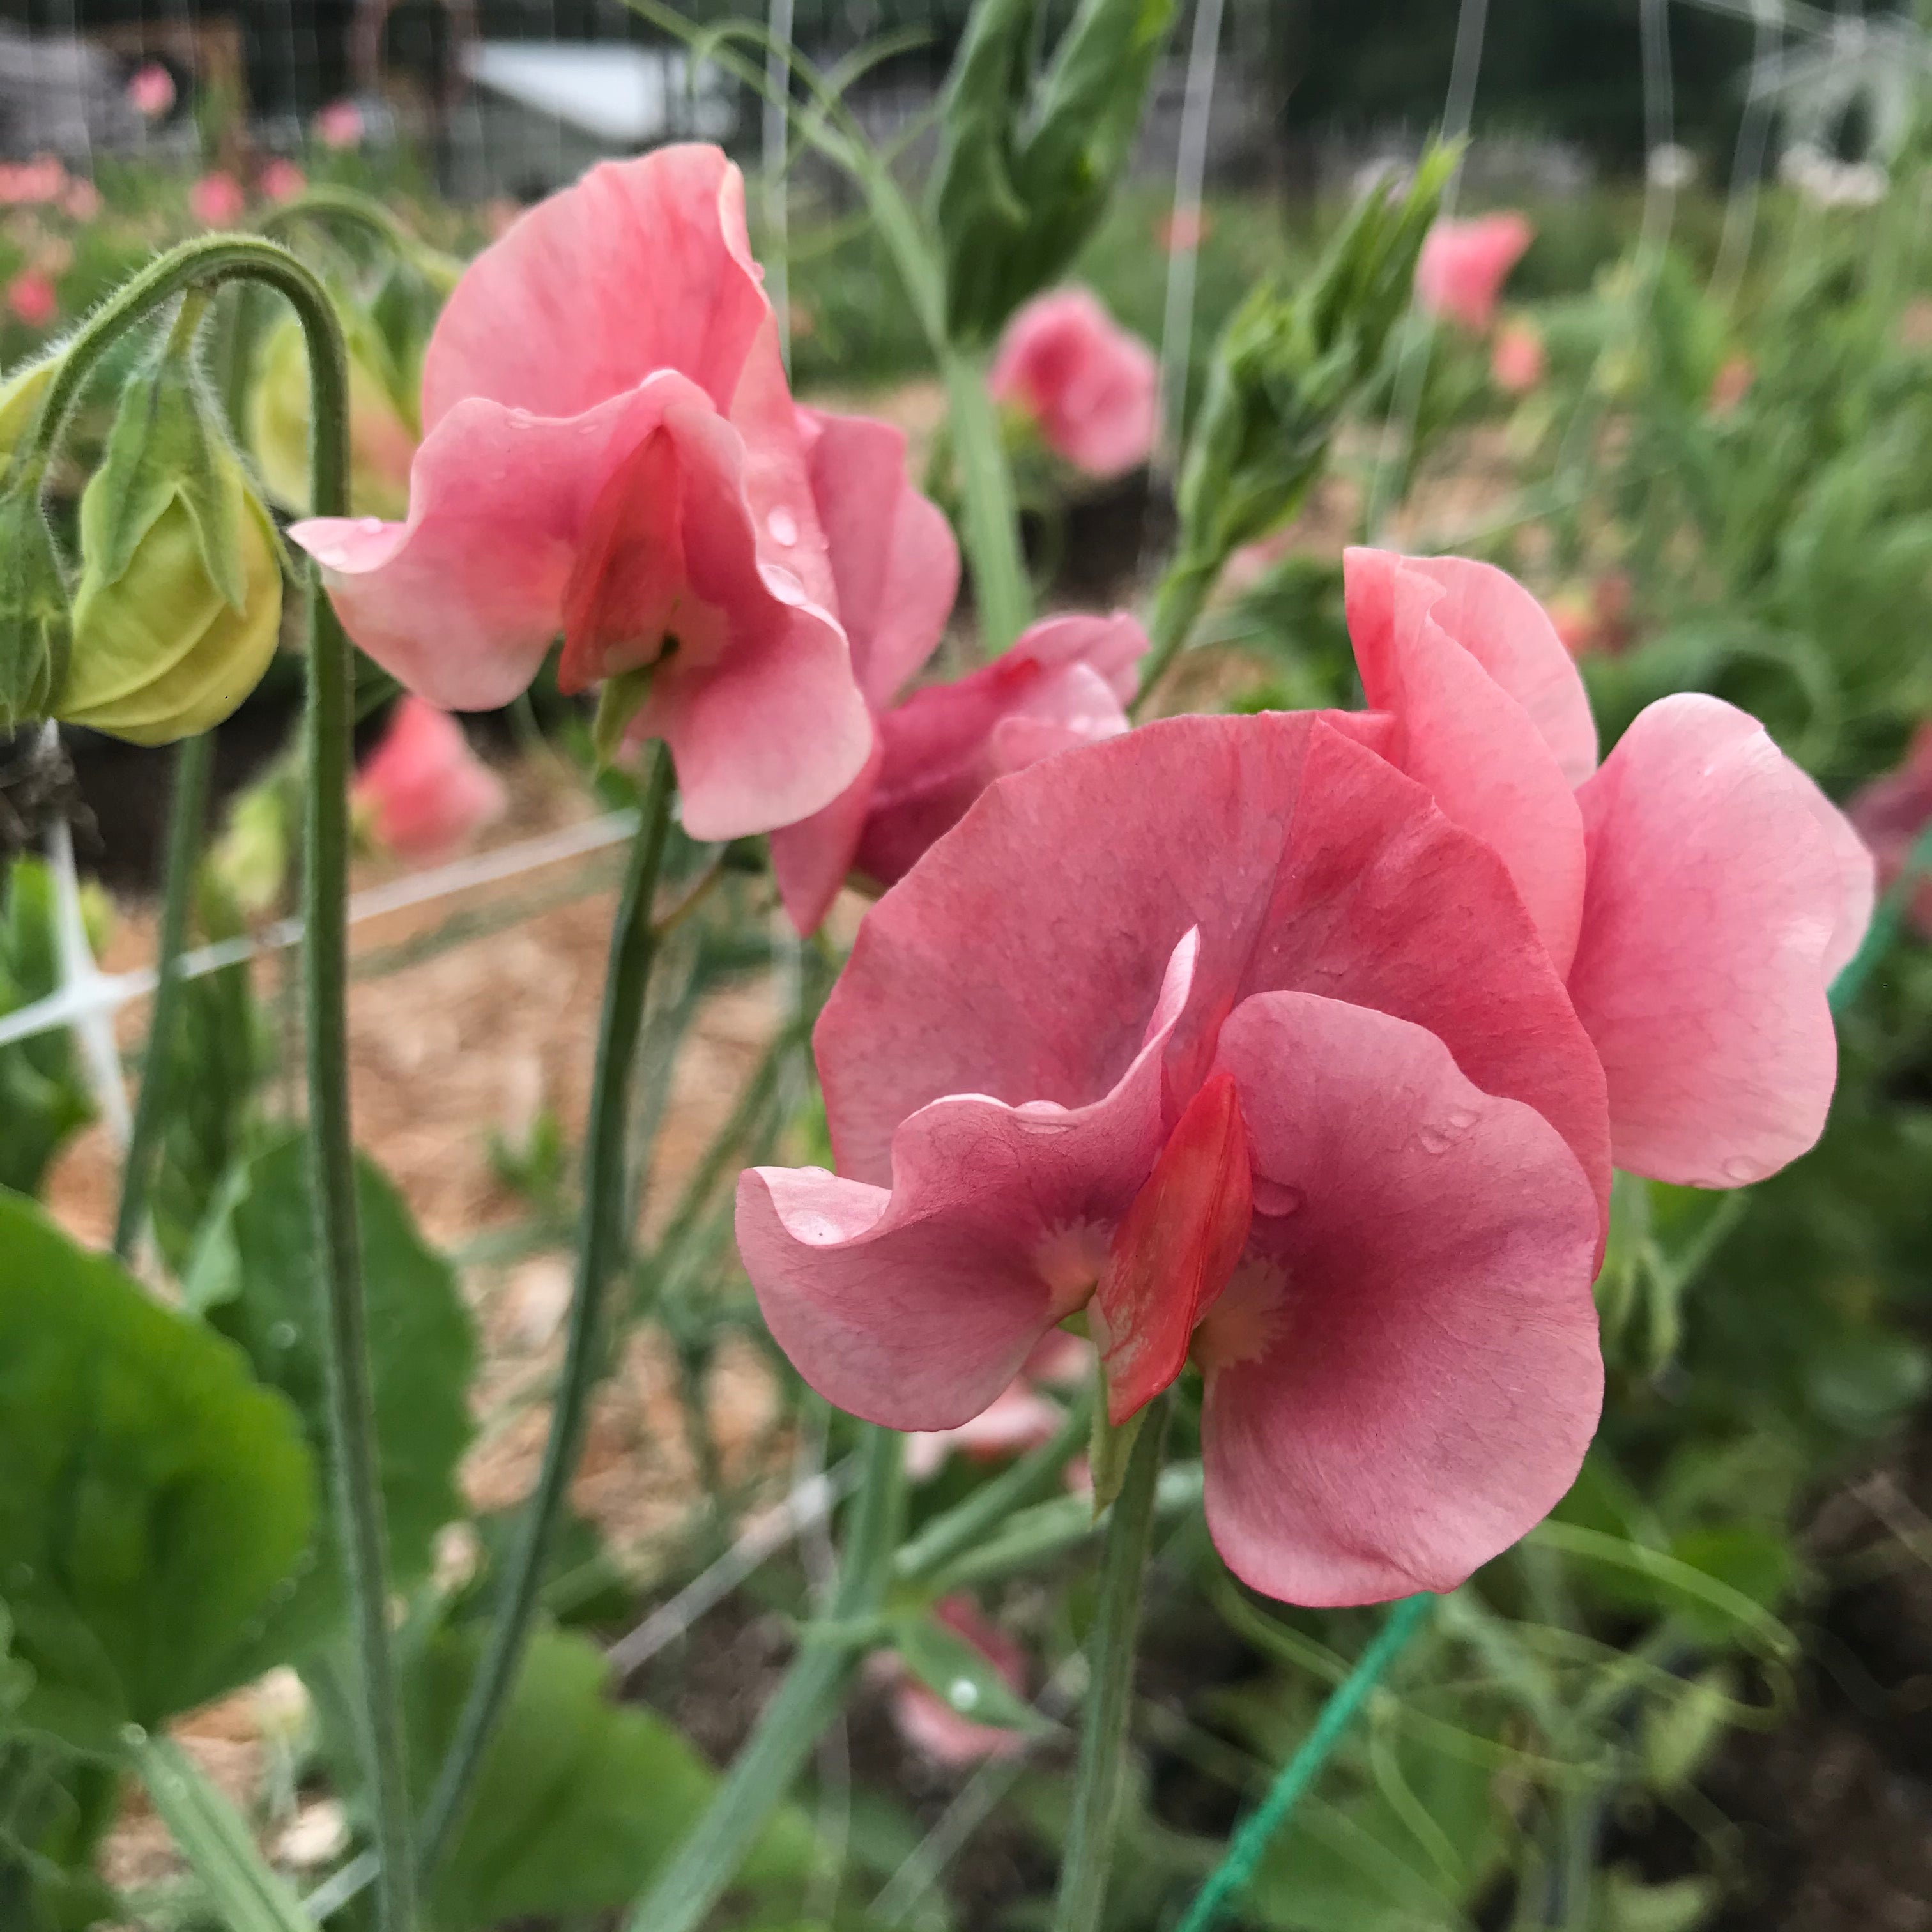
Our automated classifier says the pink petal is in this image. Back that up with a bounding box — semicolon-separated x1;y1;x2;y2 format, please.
800;408;959;710
889;1598;1029;1765
988;289;1159;479
1848;724;1932;941
769;740;883;938
737;933;1196;1429
1785;763;1877;983
1568;694;1846;1186
1200;992;1602;1607
820;712;1611;1226
1344;549;1589;971
1094;1071;1252;1425
1414;213;1534;332
353;698;508;859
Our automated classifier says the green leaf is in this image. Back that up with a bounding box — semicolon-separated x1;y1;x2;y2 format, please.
0;1190;314;1749
0;860;96;1199
182;1134;475;1667
365;1625;817;1929
888;1611;1048;1738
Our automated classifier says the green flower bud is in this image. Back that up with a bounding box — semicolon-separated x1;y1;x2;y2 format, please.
1176;143;1460;573
931;0;1178;346
0;357;56;458
59;312;283;746
247;311;416;519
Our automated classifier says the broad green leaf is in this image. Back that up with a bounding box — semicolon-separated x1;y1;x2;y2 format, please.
888;1611;1049;1738
183;1134;475;1667
0;1190;313;1749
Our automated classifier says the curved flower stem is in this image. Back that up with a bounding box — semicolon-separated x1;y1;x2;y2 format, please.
418;744;678;1877
112;726;215;1261
1131;551;1220;719
1052;1389;1173;1932
624;1423;906;1932
9;231;415;1932
259;184;425;255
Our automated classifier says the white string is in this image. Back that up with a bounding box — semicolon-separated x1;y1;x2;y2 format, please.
763;0;797;371
1711;1;1786;308
1153;0;1229;483
0;806;641;1054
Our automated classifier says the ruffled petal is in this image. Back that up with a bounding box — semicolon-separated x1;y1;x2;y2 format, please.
1568;694;1844;1186
1785;763;1877;985
1344;548;1588;972
1199;991;1602;1606
820;712;1610;1227
770;740;884;937
801;408;958;710
737;932;1196;1430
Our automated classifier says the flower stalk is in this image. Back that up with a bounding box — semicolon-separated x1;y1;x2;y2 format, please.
1052;1387;1172;1932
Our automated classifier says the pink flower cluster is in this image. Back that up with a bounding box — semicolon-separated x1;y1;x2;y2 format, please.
988;288;1158;479
293;146;1873;1609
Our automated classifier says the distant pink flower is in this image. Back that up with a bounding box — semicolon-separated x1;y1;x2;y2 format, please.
6;270;57;330
1343;549;1872;1186
905;1331;1090;1480
1709;354;1755;415
61;178;102;222
259;158;307;204
353;698;508;860
1848;724;1932;940
127;62;176;119
989;288;1158;479
1158;206;1211;254
1491;319;1545;392
314;99;364;150
887;1598;1029;1766
1415;213;1534;332
289;146;870;841
0;157;68;207
190;171;248;227
742;709;1611;1605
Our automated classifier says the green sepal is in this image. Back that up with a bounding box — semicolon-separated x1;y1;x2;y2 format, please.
593;665;656;769
1089;1383;1149;1517
0;481;72;732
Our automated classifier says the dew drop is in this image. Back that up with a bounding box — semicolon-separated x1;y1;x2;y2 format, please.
356;516;385;535
947;1678;981;1713
1413;1124;1452;1155
766;506;799;546
1722;1157;1758;1184
120;1723;148;1748
268;1320;299;1349
1251;1178;1305;1217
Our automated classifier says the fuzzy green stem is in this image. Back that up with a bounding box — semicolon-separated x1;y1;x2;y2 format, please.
112;727;215;1261
418;746;678;1875
1131;550;1220;717
257;184;425;256
1052;1390;1173;1932
624;1423;906;1932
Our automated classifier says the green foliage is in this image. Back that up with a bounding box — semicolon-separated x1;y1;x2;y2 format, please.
0;486;72;734
0;1190;314;1749
183;1135;476;1669
0;861;95;1200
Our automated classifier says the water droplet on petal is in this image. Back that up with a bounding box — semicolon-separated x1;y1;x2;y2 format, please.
948;1678;980;1712
1414;1124;1452;1155
1722;1156;1759;1184
268;1320;299;1349
120;1723;148;1747
357;516;385;535
1251;1178;1304;1217
766;506;799;546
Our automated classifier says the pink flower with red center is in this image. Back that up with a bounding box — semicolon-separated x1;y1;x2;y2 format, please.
259;158;307;204
767;405;1147;933
190;171;248;227
288;146;871;841
741;707;1614;1605
989;288;1158;480
1342;549;1872;1185
6;270;57;330
1415;213;1534;332
1848;724;1932;940
886;1598;1030;1766
353;698;509;861
1491;318;1545;393
314;99;365;150
127;62;176;119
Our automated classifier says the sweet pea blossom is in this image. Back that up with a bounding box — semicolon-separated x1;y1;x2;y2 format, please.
989;289;1158;479
767;406;1147;933
741;710;1610;1604
0;157;66;207
353;697;508;860
905;1331;1089;1481
1342;549;1873;1186
1415;213;1533;332
1848;724;1932;940
289;145;871;841
62;179;103;223
1491;319;1545;393
314;99;365;150
6;270;57;330
190;171;247;227
259;158;307;204
887;1598;1030;1766
127;63;176;119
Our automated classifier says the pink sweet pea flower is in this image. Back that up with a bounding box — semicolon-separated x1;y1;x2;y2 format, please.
259;158;307;204
887;1598;1030;1766
61;178;103;223
1342;549;1873;1187
0;157;67;207
905;1331;1091;1481
6;270;57;330
1848;724;1932;940
740;710;1611;1604
190;171;248;227
1415;213;1534;332
988;288;1158;479
127;62;176;119
353;698;509;861
314;98;365;150
766;406;1147;931
288;146;870;841
1491;319;1545;392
